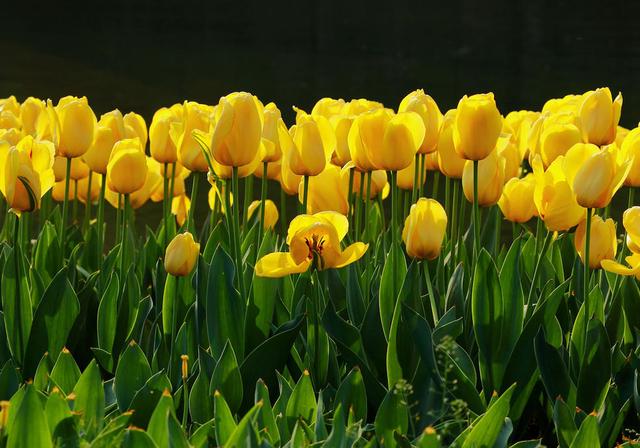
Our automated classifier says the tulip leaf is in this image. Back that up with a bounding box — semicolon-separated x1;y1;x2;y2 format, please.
72;359;105;439
128;370;172;429
569;414;600;448
575;319;611;413
374;385;409;448
7;385;52;448
210;340;243;414
286;371;317;431
33;221;60;287
379;241;407;341
335;367;368;425
2;245;32;366
50;349;81;395
96;272;120;356
214;390;237;446
114;340;152;412
553;397;577;448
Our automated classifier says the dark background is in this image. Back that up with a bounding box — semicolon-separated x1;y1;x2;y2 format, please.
2;0;639;126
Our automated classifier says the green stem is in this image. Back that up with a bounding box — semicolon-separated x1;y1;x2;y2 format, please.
582;208;592;366
231;167;247;302
451;180;459;263
224;179;235;256
472;160;480;260
168;276;180;382
187;172;200;233
72;179;78;225
257;162;268;256
119;194;129;282
60;157;72;259
412;153;420;204
525;230;553;320
97;175;106;262
364;171;372;241
432;171;440;199
163;162;170;248
347;167;355;220
242;175;253;229
423;261;438;324
302;175;310;214
83;171;92;232
168;163;177;241
13;215;24;360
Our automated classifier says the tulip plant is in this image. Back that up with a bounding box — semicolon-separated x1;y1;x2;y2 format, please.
0;87;639;447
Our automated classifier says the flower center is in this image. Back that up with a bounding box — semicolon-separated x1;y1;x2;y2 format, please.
305;234;326;260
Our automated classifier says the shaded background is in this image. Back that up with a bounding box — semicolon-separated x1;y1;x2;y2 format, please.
2;0;639;126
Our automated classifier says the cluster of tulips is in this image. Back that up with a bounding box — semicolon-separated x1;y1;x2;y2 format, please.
0;86;639;447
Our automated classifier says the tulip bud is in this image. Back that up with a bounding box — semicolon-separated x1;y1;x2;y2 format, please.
398;89;443;154
379;112;425;171
150;108;180;164
574;215;617;269
164;232;200;276
311;97;346;118
107;138;148;194
172;194;191;227
330;115;354;167
124;112;148;148
260;103;284;163
436;110;466;179
498;174;537;223
53;96;97;158
623;207;640;253
578;87;622;146
247;200;279;230
462;150;505;207
453;93;503;161
172;101;213;172
344;98;383;115
497;134;522;180
19;97;45;136
402;198;447;260
289;110;335;176
572;144;630;208
84;126;116;174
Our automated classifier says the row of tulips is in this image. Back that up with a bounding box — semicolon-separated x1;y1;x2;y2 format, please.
0;86;638;447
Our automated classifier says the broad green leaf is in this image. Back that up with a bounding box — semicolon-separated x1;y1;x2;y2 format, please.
335;367;368;425
2;245;32;366
569;414;599;448
214;390;237;446
72;359;105;439
7;385;52;448
96;273;120;356
286;370;317;431
210;340;243;414
114;340;152;412
50;348;81;395
379;242;407;340
374;385;409;448
553;398;577;448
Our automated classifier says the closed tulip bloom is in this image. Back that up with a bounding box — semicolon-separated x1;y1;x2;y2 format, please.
53;156;90;181
124;112;148;148
348;109;390;172
107;138;147;194
151;175;186;202
253;158;281;179
311;97;346;118
51;96;97;158
330;115;354;167
344;98;384;115
574;215;617;269
150;108;180;163
379;112;425;171
397;155;426;190
105;157;162;209
0;111;20;130
279;142;302;195
402;198;447;260
256;211;368;277
172;194;191;227
398;89;442;154
462;149;505;207
165;232;200;277
171;101;213;172
77;174;102;204
350;169;388;199
19;97;45;136
99;110;127;141
615;126;629;147
453;93;503;161
498;174;537;223
247;199;279;229
0;128;23;146
531;155;585;232
578;87;622;146
84;125;116;174
620;127;640;186
436;110;466;179
210;92;263;168
0;136;55;213
527;112;582;168
542;94;581;115
299;164;349;214
572;144;630;208
260;103;284;163
0;96;20;116
290;110;335;176
52;179;77;202
497;134;522;180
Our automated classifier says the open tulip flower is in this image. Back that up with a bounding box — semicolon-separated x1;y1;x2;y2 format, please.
602;207;640;277
256;211;368;277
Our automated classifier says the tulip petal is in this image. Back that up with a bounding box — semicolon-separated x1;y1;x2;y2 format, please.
601;259;640;277
255;252;311;278
333;242;368;269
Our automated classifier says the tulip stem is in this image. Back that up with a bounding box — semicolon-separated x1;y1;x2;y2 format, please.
12;214;25;360
257;162;268;256
412;153;420;204
472;160;480;260
364;171;372;241
243;175;253;230
451;181;459;264
433;171;440;199
83;171;93;232
347;167;355;221
302;175;310;214
525;230;552;320
168;275;180;382
60;157;72;260
423;261;438;324
629;187;636;209
188;172;200;233
279;187;287;239
231;167;246;302
163;162;170;249
72;180;79;225
582;207;592;366
119;194;130;282
97;176;106;263
419;154;426;197
355;173;364;241
168;163;177;241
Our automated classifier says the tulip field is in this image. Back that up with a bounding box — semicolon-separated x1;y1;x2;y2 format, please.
0;89;640;447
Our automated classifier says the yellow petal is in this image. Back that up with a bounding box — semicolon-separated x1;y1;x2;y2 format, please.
333;242;369;269
255;252;311;278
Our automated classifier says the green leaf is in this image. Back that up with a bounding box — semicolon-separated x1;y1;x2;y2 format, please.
147;391;189;448
379;242;407;340
189;359;213;424
24;269;80;378
534;330;575;407
45;388;71;437
115;340;152;412
72;359;105;439
96;272;120;357
286;370;317;431
121;428;159;448
374;385;409;448
575;319;611;413
0;360;20;400
2;245;32;366
210;340;243;414
553;397;577;448
7;384;52;448
128;371;172;429
223;401;262;447
214;390;237;446
206;247;245;360
569;414;599;448
255;379;280;445
50;348;81;395
335;367;368;425
33;221;60;287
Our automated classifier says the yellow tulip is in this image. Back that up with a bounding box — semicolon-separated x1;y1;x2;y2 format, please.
398;89;442;154
402;198;447;260
164;232;200;277
436;110;466;179
601;253;640;279
279;137;302;196
311;98;346;118
19;97;45;136
260;103;284;163
106;157;162;209
53;156;90;181
77;174;102;205
210;92;263;168
50;96;97;158
498;174;537;223
623;207;640;253
52;179;77;202
453;93;503;161
0;128;23;146
615;126;629;148
0;111;20;130
253;158;281;180
527;112;582;168
348;108;389;172
255;211;368;277
299;164;349;215
0;136;55;213
150;108;181;164
350;169;388;199
99;110;127;141
171;101;212;172
124;112;147;148
531;155;585;232
172;194;191;227
107;138;147;194
247;199;279;229
208;183;231;213
151;175;186;202
572;144;630;208
542;94;581;115
497;134;522;180
396;155;426;190
343;98;383;115
620;127;640;186
210;147;260;180
289;109;335;176
462;149;505;207
330;115;354;167
578;87;622;146
503;110;539;160
84;126;115;175
0;96;20;116
574;215;617;269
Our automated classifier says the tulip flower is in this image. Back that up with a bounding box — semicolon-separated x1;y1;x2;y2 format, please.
330;115;354;167
574;215;617;269
165;232;200;277
124;112;147;148
106;157;162;209
572;143;630;209
260;103;284;164
278;126;303;195
578;87;622;146
436;110;466;179
49;96;97;158
398;89;442;154
497;134;522;180
247;199;279;230
77;174;102;205
311;97;346;118
503;110;540;155
210;92;263;168
253;159;281;180
402;198;447;260
299;164;350;215
19;97;45;136
397;156;427;190
462;149;505;207
52;179;77;202
255;211;368;277
172;194;191;227
602;207;640;278
343;98;384;115
620;127;640;186
498;174;537;223
150;107;181;164
527;112;582;168
0;128;23;146
615;126;629;147
0;136;55;214
0;111;20;130
351;170;388;199
171;101;213;173
289;109;335;176
453;93;503;161
0;96;20;116
542;94;581;115
531;155;585;232
107;138;148;194
53;156;89;181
